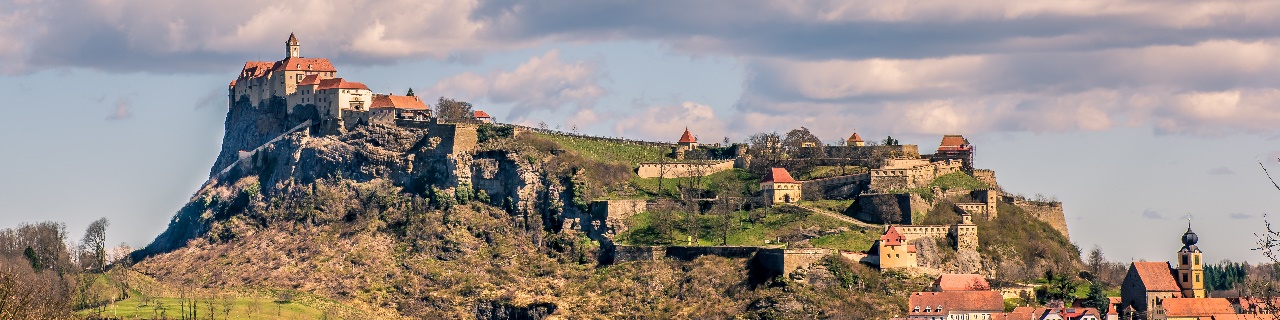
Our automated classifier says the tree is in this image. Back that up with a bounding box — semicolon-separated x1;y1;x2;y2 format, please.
406;88;415;96
882;136;899;146
1081;280;1109;314
80;218;109;272
434;97;474;123
1087;245;1106;279
782;127;823;158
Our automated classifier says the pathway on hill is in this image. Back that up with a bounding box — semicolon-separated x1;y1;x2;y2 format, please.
787;204;882;229
212;120;313;180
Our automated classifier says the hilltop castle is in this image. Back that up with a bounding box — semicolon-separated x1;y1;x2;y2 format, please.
227;33;431;132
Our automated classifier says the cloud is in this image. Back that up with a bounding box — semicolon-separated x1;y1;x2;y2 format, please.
1230;213;1256;219
1141;209;1164;220
614;101;729;143
427;50;605;120
107;98;132;120
194;89;225;110
1208;166;1235;175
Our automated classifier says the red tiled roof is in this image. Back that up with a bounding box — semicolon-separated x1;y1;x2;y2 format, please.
228;80;236;87
272;57;336;72
880;226;907;246
1161;298;1234;316
1024;307;1101;319
908;291;1004;316
370;94;428;110
906;245;917;253
933;274;990;291
474;110;491;118
298;74;321;86
940;135;967;147
317;78;369;91
679;128;696;143
1212;314;1266;320
848;132;863;143
1130;261;1180;292
761;168;796;183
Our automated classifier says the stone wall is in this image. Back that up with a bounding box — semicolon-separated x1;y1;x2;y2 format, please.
855;193;926;224
582;199;648;240
426;121;479;156
824;145;921;158
1013;200;1069;240
868;159;964;191
636;160;736;178
611;245;834;279
973;169;998;190
755;248;835;278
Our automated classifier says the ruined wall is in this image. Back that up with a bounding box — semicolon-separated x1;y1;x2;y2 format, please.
973;169;998;190
868;159;964;191
1015;201;1069;240
426;121;479;156
636;160;735;178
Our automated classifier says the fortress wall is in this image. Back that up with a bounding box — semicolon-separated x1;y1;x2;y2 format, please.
583;199;649;240
973;169;998;190
426;122;479;155
1015;201;1069;240
636;160;736;178
856;193;924;224
755;248;834;278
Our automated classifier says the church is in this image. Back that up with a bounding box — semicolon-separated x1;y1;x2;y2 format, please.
1118;223;1236;319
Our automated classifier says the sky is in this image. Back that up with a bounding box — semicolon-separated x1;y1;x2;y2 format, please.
2;0;1280;264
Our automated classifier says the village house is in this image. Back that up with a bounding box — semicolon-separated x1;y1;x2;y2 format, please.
906;290;1005;319
474;110;493;123
760;167;801;205
875;226;918;270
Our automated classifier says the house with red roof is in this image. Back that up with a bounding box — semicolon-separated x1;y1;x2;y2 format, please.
1160;298;1235;320
473;110;492;123
907;291;1004;319
932;274;991;292
230;33;341;113
760;167;800;205
846;132;865;146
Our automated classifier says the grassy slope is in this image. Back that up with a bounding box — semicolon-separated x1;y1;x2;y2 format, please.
75;269;338;320
629;169;758;198
533;132;670;166
617;206;879;252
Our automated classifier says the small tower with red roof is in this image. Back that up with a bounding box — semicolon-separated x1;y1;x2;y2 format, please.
678;127;698;151
877;225;918;270
760;167;801;205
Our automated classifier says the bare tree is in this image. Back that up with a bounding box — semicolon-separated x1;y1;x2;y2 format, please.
433;97;473;123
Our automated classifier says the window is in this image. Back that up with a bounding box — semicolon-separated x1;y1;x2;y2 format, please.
1182;255;1188;265
1195;256;1199;265
1182;273;1188;282
1196;274;1200;282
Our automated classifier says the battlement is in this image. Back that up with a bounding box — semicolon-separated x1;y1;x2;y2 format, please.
636;160;735;178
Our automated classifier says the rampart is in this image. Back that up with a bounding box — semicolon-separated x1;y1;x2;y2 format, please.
1007;198;1069;240
896;223;978;253
636;160;736;178
824;145;921;158
973;169;998;190
611;245;833;278
426;121;479;155
584;199;648;239
868;159;963;191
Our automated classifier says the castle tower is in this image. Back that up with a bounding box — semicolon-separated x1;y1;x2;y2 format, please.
286;33;300;58
678;127;697;150
1176;221;1205;298
847;132;865;146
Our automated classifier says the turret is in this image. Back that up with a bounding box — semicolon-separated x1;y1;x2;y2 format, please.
286;33;300;58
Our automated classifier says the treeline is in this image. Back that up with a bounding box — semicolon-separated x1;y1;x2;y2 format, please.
0;218;128;319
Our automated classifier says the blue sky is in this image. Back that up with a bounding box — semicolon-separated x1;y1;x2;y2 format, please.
2;0;1279;264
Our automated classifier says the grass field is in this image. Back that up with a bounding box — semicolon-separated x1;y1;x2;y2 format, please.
629;169;758;198
533;132;671;166
795;165;867;180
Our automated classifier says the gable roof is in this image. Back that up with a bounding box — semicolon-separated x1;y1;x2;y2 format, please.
908;291;1004;316
761;168;796;184
298;74;322;86
933;274;990;291
1161;298;1234;316
880;226;907;246
371;94;428;110
317;78;369;91
272;57;336;72
847;132;864;143
679;128;696;143
1129;261;1181;292
474;110;491;118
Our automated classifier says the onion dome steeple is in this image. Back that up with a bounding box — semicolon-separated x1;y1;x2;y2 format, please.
1180;220;1200;253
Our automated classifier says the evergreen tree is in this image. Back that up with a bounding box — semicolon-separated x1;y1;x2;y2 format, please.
406;88;415;96
1081;280;1109;313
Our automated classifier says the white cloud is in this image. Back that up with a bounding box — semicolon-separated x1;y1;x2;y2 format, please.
615;101;728;143
427;50;605;120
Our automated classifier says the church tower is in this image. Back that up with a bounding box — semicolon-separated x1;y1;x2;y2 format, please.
286;33;300;58
1176;221;1205;298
